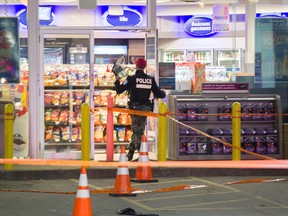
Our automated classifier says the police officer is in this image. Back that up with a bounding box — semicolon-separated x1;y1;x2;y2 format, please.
114;58;166;161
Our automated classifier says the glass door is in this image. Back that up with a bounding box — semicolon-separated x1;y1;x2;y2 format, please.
40;30;94;159
214;49;241;69
161;49;186;62
187;50;213;66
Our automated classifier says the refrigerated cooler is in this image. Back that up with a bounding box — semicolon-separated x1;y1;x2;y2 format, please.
186;50;213;65
161;50;186;62
214;49;244;72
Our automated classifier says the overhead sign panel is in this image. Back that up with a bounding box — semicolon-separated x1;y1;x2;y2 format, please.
212;4;230;32
184;17;216;37
102;6;142;26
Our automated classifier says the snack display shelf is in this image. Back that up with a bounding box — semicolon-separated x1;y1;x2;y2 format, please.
43;141;129;146
41;62;138;159
167;94;283;161
44;141;130;150
45;85;90;90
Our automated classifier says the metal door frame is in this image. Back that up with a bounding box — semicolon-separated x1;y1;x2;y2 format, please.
39;29;95;159
28;0;157;159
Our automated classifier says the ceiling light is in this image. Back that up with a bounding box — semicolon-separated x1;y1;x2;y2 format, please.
198;2;205;8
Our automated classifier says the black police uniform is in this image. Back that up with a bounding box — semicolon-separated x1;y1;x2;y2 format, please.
115;69;166;161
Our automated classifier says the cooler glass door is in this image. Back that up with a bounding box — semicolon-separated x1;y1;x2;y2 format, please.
187;50;213;65
40;31;94;160
214;49;240;68
161;50;186;62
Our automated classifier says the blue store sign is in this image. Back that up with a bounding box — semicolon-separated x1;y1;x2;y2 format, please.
184;17;216;37
17;6;54;28
102;6;142;26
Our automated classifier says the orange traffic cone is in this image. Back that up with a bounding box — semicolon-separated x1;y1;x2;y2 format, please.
73;166;92;216
109;146;137;197
131;135;158;183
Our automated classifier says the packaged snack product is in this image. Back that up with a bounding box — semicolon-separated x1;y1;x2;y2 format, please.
50;109;60;123
118;113;129;125
74;92;85;105
127;114;132;125
45;109;52;123
61;126;70;141
99;90;110;106
76;112;82;125
93;91;101;106
71;127;79;142
94;126;104;142
113;112;119;124
94;112;101;126
44;93;53;105
52;92;62;105
124;128;133;142
60;91;69;105
103;128;117;142
115;93;128;107
45;126;53;142
71;107;81;125
100;110;107;124
78;127;82;141
52;126;61;142
59;109;69;124
115;126;126;141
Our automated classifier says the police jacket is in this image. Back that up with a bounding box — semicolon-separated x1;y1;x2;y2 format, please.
115;70;166;105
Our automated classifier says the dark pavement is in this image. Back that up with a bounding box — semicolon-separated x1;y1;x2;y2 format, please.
0;176;287;216
1;159;288;215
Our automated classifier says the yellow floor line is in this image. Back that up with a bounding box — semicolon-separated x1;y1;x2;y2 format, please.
154;198;250;210
155;206;288;211
192;177;240;192
256;195;288;208
69;179;104;190
137;190;238;202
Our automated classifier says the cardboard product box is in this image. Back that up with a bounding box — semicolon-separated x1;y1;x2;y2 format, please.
192;63;206;94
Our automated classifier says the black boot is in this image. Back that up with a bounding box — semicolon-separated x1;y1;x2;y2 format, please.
126;150;134;161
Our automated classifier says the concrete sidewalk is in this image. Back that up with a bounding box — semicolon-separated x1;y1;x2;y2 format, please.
1;160;288;180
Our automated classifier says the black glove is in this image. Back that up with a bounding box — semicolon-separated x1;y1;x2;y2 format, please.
117;207;159;216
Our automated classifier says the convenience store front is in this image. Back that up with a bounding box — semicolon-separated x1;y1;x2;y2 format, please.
0;0;287;160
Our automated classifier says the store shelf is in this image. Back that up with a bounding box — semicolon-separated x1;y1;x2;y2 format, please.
94;86;115;90
45;85;90;90
42;62;136;158
167;94;283;161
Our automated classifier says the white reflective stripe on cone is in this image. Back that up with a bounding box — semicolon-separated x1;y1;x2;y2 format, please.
119;154;126;162
140;142;148;152
79;174;88;186
76;189;90;198
117;167;129;175
138;155;148;162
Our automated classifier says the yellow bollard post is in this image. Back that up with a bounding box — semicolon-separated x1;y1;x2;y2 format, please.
232;102;241;160
81;103;90;161
158;100;167;161
4;103;14;170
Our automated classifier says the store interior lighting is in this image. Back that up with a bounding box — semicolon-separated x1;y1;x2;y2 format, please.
0;78;6;84
108;5;124;16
